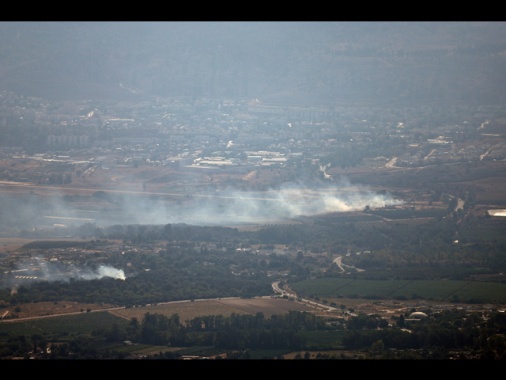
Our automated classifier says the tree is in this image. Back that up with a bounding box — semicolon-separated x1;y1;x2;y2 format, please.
370;339;385;355
397;314;405;328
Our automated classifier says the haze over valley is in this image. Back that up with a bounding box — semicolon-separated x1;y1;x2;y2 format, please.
1;22;506;360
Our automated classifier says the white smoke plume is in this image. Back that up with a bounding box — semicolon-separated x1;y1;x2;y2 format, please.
106;179;404;226
76;265;126;281
3;177;404;229
7;257;126;287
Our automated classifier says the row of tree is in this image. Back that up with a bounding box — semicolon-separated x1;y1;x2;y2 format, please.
3;306;506;359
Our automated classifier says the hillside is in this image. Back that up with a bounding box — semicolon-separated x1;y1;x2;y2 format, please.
0;22;506;106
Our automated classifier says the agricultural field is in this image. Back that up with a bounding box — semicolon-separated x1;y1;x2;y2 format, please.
0;311;129;337
290;278;506;304
98;297;315;323
2;277;506;327
0;297;316;328
0;301;117;320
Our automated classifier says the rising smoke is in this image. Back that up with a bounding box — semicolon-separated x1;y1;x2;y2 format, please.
2;179;400;288
108;179;404;226
76;264;126;281
6;257;126;288
1;178;404;230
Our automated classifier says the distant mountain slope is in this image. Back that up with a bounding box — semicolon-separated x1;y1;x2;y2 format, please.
0;21;505;106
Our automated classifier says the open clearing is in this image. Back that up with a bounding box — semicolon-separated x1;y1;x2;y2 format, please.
5;296;499;326
110;297;315;322
0;297;316;324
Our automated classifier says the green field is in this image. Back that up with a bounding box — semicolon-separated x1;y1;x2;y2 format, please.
302;330;346;350
290;278;506;303
0;311;129;339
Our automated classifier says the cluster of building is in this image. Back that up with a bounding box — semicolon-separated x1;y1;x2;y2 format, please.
0;89;505;185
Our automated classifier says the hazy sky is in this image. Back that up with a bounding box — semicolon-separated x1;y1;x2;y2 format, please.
1;22;505;105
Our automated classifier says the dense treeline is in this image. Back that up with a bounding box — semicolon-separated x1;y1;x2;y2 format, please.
96;214;506;275
1;208;505;307
129;310;319;350
2;307;506;359
117;307;506;359
0;310;319;359
1;246;277;305
342;308;506;359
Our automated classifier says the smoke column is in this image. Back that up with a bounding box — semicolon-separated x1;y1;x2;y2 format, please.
8;258;126;287
4;178;404;228
110;180;404;226
78;265;126;281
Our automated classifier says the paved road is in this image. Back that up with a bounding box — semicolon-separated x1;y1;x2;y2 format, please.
272;281;337;313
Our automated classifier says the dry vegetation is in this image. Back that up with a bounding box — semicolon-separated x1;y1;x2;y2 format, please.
0;301;116;320
0;238;41;253
0;294;441;324
0;237;91;253
0;297;316;323
109;297;315;323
